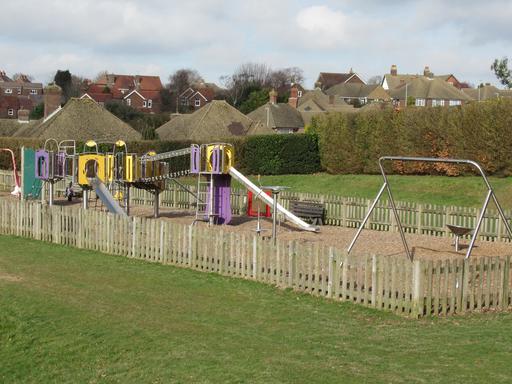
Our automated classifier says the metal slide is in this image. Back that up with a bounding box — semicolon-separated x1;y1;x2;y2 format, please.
87;177;127;217
229;167;319;233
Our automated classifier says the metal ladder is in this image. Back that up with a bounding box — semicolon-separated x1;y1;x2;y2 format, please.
194;173;215;224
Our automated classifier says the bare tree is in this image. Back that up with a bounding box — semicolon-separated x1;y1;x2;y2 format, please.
94;70;110;82
367;75;382;85
168;69;204;113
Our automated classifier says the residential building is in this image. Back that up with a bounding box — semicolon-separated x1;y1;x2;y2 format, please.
295;88;355;125
325;83;391;105
178;83;223;110
388;76;472;108
315;70;365;91
382;65;467;90
156;100;267;141
81;73;164;113
462;84;512;101
0;70;43;119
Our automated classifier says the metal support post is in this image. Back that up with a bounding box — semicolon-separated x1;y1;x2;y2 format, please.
154;190;160;218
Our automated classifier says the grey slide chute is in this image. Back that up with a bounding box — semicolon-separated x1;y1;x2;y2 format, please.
87;177;127;217
229;167;319;232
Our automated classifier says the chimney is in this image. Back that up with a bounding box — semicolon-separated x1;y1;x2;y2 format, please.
17;108;29;123
288;85;298;108
423;66;432;78
269;89;277;105
390;65;397;76
44;84;62;119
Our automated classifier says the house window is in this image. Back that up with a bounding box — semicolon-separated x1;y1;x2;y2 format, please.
432;99;445;107
148;99;152;108
195;98;201;107
143;100;147;107
180;97;187;106
7;108;14;116
415;98;426;107
30;89;37;95
126;98;131;106
17;88;21;95
297;90;303;97
449;100;461;106
5;88;12;94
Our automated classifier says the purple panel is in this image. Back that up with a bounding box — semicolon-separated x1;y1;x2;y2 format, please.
211;147;221;174
35;150;49;180
55;152;66;178
204;174;232;224
190;145;200;174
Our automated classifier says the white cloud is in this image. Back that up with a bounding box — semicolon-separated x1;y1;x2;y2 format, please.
296;6;349;48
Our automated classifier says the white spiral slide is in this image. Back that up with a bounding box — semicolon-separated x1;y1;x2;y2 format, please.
229;167;319;232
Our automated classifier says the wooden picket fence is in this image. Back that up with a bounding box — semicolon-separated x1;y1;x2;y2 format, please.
1;197;511;317
1;169;511;242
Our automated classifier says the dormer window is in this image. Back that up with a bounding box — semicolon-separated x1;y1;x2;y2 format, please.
30;89;37;95
5;88;12;94
195;98;201;107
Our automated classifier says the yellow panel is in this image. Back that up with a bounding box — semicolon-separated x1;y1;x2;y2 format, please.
105;155;114;182
205;144;234;173
78;154;106;186
124;155;138;182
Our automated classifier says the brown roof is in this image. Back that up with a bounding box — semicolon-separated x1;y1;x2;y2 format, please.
326;84;391;101
462;85;512;101
248;103;304;130
389;77;472;101
13;98;141;141
156;100;262;141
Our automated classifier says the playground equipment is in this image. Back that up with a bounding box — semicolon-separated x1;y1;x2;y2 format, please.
0;148;21;197
347;156;512;260
34;139;68;206
22;139;320;234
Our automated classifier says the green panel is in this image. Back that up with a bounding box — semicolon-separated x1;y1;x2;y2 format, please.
22;148;42;199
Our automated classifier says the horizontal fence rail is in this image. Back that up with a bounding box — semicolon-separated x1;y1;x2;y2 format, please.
1;169;511;243
0;197;511;317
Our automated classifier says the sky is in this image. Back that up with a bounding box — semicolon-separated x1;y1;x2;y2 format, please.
1;0;511;88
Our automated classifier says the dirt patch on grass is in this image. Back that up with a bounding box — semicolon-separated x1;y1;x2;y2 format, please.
0;271;23;282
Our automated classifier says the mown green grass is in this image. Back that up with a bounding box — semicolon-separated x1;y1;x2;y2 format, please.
2;235;512;383
241;174;512;209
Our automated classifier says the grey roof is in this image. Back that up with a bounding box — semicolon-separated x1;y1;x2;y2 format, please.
0;81;43;89
297;89;352;111
462;85;512;101
248;102;304;130
325;83;391;100
13;98;141;141
388;77;472;101
156;100;264;140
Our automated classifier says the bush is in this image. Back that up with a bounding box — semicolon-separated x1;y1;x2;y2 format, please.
312;99;512;176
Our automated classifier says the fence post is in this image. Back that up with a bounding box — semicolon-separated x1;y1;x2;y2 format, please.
502;256;510;310
327;247;334;298
412;259;423;317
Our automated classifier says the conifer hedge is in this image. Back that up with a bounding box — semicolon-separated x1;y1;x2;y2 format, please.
309;99;512;176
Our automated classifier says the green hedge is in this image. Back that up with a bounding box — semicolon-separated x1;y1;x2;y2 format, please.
0;134;321;176
310;99;512;176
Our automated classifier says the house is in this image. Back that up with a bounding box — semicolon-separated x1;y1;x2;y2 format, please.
248;90;304;134
82;73;164;112
295;88;355;125
179;83;223;110
0;70;43;118
388;76;472;108
325;83;391;105
8;85;141;141
382;65;467;90
156;100;267;141
462;84;512;101
315;70;365;90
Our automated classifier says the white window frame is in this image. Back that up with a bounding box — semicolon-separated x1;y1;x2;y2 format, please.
7;108;14;116
126;98;131;106
195;98;201;107
148;99;152;108
432;99;445;107
297;90;303;97
143;100;147;108
180;97;187;106
30;89;37;95
5;88;12;94
415;98;426;107
449;100;461;106
17;88;21;95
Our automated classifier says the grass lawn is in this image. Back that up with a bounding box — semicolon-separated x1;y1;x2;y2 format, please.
240;173;512;209
2;235;512;383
